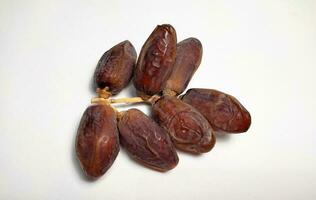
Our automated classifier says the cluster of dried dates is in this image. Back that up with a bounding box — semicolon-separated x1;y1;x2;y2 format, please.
75;24;251;179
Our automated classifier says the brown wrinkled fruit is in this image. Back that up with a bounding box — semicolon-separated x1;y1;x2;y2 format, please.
164;38;203;96
76;104;120;178
118;109;178;172
152;96;215;154
181;88;251;133
94;40;137;94
133;24;177;98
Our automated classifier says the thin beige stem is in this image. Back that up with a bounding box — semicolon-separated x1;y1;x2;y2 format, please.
109;97;145;104
91;97;149;105
91;97;108;104
90;97;120;114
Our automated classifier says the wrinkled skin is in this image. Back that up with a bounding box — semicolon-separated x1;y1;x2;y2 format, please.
118;109;178;171
94;40;137;94
133;24;177;98
164;38;202;96
181;88;251;133
152;96;215;154
76;104;120;178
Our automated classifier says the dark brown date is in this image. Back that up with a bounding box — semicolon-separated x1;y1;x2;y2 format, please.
118;109;178;172
133;24;177;97
164;38;202;96
76;104;120;178
94;40;137;94
152;96;215;154
181;88;251;133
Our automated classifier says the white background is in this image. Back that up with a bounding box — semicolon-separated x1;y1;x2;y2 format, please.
1;0;316;199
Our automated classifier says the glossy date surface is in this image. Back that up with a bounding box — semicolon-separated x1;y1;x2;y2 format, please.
94;40;137;94
133;24;177;97
152;96;215;154
76;104;120;178
181;88;251;133
164;37;202;95
118;109;178;171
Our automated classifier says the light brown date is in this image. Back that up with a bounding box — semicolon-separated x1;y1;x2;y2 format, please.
133;24;177;98
152;96;215;154
76;104;120;178
94;40;137;94
118;109;178;172
181;88;251;133
164;38;202;96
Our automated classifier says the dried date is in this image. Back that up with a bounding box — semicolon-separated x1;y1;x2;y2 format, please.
94;40;137;94
76;104;120;178
152;96;215;154
118;109;178;171
181;88;251;133
133;24;177;98
164;38;202;96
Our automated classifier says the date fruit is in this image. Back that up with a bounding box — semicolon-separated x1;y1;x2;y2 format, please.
76;104;120;178
164;38;203;96
118;109;178;172
133;24;177;97
181;88;251;133
94;40;137;94
152;96;215;154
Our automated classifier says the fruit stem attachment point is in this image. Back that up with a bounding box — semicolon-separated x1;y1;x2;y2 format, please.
96;87;112;99
163;89;177;97
147;95;161;104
